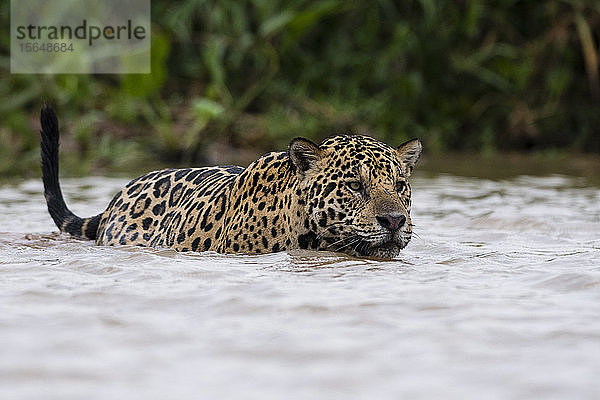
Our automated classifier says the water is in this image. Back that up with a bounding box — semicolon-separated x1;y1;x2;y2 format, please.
1;172;600;399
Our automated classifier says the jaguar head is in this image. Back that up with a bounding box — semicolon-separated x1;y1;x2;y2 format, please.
289;135;422;259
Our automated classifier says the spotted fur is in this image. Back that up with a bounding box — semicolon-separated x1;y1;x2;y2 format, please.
40;105;422;259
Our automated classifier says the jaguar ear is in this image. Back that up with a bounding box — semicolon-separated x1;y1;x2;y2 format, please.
289;137;322;175
396;138;422;176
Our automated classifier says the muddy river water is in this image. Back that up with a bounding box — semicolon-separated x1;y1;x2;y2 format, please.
1;169;599;399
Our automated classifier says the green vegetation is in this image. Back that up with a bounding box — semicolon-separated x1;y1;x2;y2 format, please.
1;0;600;177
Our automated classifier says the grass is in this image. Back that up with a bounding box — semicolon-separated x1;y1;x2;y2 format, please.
1;0;599;177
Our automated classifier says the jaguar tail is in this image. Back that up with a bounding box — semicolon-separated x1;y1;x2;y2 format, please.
40;104;101;240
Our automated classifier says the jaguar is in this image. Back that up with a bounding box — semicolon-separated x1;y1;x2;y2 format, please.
41;105;422;259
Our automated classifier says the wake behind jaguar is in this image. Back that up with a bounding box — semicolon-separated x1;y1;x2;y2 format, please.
40;105;422;259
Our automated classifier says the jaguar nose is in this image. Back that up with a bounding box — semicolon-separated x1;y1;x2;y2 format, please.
376;213;406;231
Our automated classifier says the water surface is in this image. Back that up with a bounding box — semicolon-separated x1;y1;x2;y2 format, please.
1;172;600;399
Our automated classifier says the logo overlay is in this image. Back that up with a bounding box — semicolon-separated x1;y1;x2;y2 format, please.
11;0;150;73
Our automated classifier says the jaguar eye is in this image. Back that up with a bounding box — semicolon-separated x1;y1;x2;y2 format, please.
348;181;362;191
396;181;407;194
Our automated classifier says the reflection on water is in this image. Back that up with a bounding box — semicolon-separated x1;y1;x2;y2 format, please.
1;172;599;399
